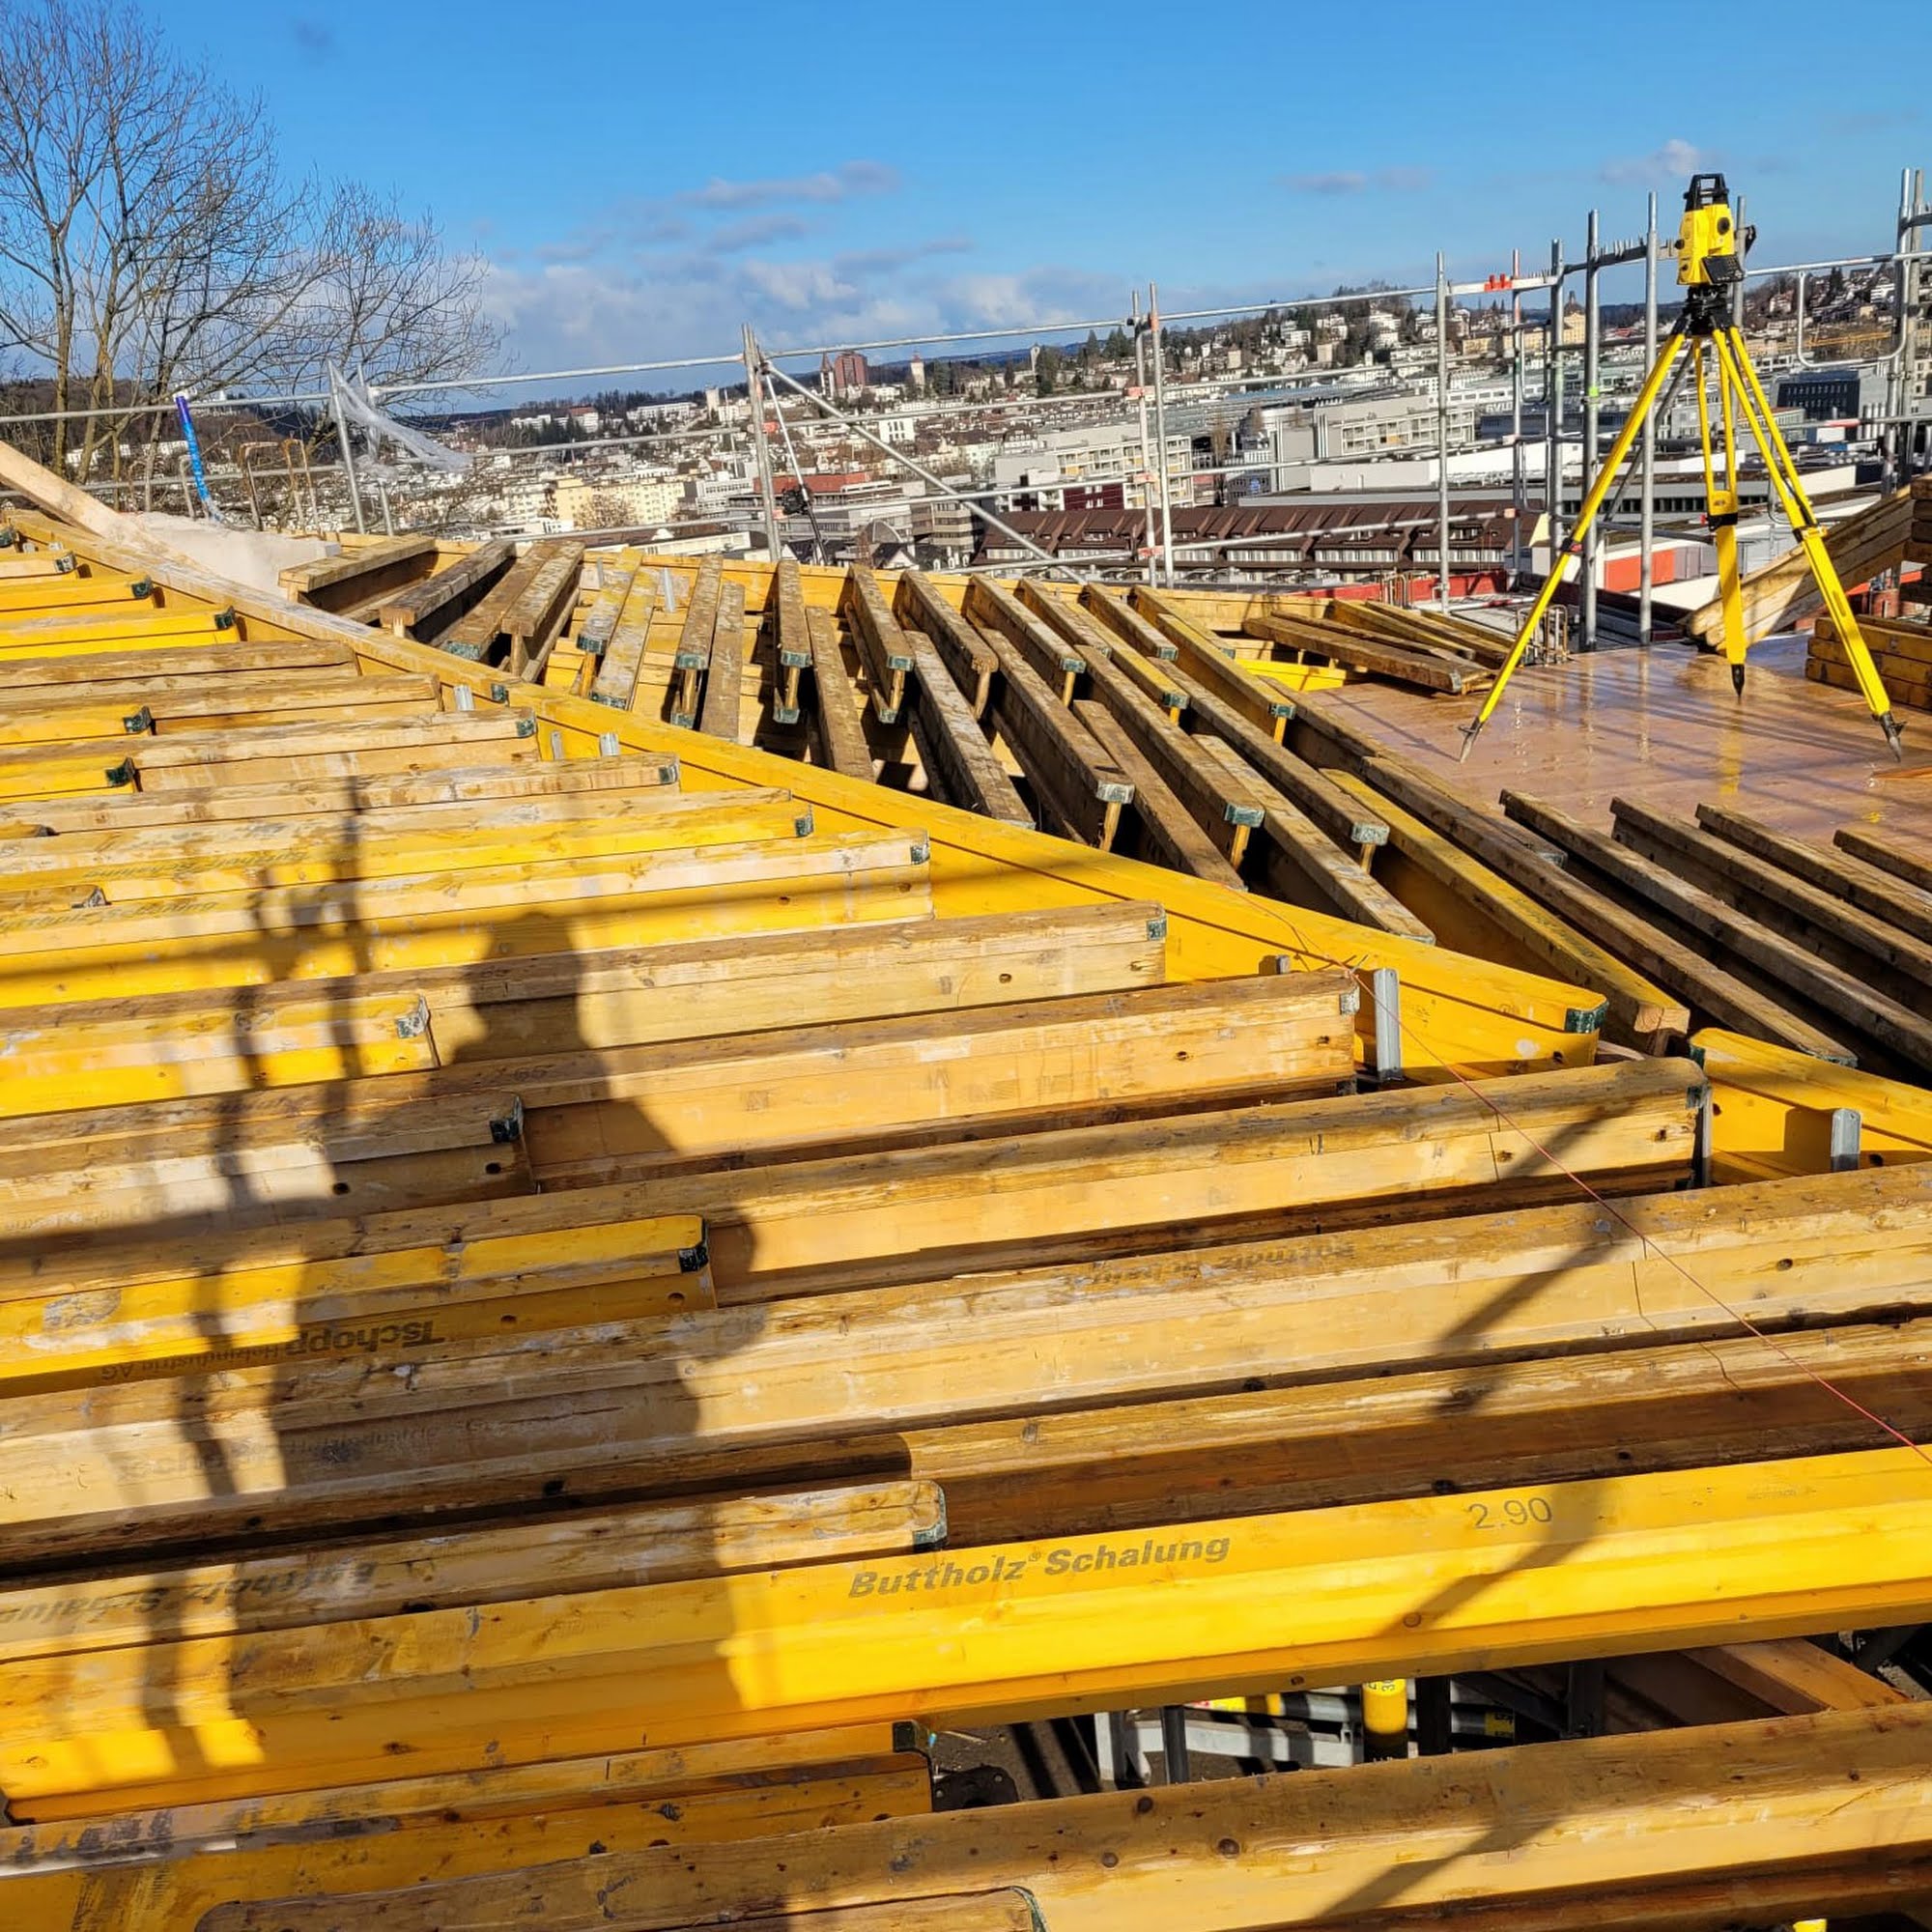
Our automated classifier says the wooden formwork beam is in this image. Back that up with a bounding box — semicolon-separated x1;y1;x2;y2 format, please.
14;1448;1930;1809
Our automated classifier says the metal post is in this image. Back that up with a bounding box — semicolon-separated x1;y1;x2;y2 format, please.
329;368;367;536
1639;190;1659;647
1509;248;1524;584
1546;242;1564;562
762;359;1082;577
1580;210;1601;651
1148;282;1177;586
1158;1704;1190;1784
1131;290;1157;586
742;325;782;561
1435;253;1451;610
376;479;395;537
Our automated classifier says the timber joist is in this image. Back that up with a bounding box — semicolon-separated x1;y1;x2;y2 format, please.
6;1445;1929;1808
3;467;1930;1920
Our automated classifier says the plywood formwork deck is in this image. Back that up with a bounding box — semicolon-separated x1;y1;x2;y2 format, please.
0;466;1928;1928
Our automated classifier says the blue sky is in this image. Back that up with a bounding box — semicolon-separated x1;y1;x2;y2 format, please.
169;1;1922;383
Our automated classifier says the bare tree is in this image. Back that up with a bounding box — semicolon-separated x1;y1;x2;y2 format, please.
0;1;498;483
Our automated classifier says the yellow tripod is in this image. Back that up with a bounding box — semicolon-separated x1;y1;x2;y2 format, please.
1460;174;1903;763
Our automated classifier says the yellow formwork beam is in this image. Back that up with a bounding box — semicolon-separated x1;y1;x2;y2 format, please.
0;605;254;655
192;1705;1932;1932
0;1482;942;1662
0;1211;709;1393
2;1761;937;1929
0;790;806;905
1694;1026;1932;1179
6;1447;1927;1805
0;985;439;1111
1;515;1608;1077
0;829;933;1005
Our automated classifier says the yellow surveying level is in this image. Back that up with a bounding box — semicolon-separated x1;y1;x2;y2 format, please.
1460;174;1903;763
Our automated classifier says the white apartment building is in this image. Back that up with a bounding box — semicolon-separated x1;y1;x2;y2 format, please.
987;420;1195;512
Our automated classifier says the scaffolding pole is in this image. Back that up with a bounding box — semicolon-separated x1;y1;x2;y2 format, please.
1639;191;1659;647
1435;253;1452;610
761;359;1081;578
742;326;783;562
1149;281;1177;587
1581;209;1601;651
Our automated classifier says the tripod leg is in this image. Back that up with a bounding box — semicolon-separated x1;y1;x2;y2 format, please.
1715;343;1748;694
1692;340;1747;690
1458;327;1688;761
1716;328;1904;759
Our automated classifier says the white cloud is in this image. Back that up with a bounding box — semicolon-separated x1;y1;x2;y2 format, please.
1280;166;1433;196
1601;138;1716;186
678;161;900;212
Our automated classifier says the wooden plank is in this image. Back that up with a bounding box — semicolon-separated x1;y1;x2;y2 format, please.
587;567;661;709
0;987;440;1112
0;789;805;907
0;1209;708;1393
1078;582;1179;661
17;1447;1928;1810
0;830;935;1005
806;607;874;781
0;709;540;801
1349;750;1575;873
1684;486;1911;641
1154;652;1389;854
1617;798;1932;995
0;671;439;746
1510;790;1932;1073
279;535;437;611
0;977;1359;1236
1193;736;1429;939
771;554;812;724
35;1765;940;1922
1688;1638;1906;1717
0;639;352;687
571;557;637;657
1073;698;1244;888
1024;582;1188;712
4;901;1164;1100
1691;1026;1932;1177
697;581;751;742
1131;585;1294;738
2;1721;905;1844
969;614;1133;847
0;753;679;837
1057;620;1261;865
378;537;516;637
841;566;914;723
1325;770;1689;1053
501;543;584;677
910;1316;1932;1548
904;629;1033;826
0;1483;937;1662
967;579;1087;701
1321;595;1515;669
440;542;557;662
1246;610;1483;694
1361;772;1850;1059
668;557;724;726
5;1159;1918;1577
197;1707;1932;1932
1835;822;1932;895
896;569;996;717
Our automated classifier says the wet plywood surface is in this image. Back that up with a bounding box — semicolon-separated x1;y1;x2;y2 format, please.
1332;636;1932;847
